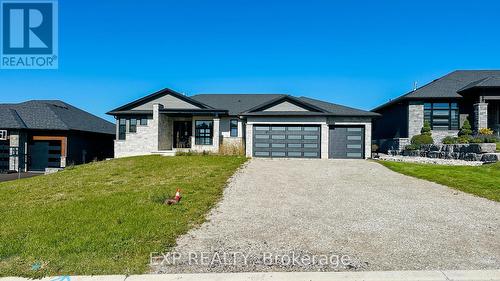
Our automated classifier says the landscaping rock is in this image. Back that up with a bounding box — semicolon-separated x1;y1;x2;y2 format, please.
478;143;497;154
481;153;500;163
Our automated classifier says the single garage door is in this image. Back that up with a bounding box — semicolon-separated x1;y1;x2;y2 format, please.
253;125;321;158
29;140;61;171
329;126;365;159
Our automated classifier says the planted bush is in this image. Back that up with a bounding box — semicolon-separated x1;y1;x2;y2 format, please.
459;119;472;137
478;128;494;136
405;144;420;151
421;121;432;136
442;136;458;144
411;134;434;146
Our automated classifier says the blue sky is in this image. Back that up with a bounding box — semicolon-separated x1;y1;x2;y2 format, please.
2;0;500;121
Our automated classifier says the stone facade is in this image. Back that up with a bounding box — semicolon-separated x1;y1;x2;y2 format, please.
408;101;424;139
474;103;488;130
431;130;459;144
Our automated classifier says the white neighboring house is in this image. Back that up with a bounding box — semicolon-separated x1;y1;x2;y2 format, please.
107;88;380;159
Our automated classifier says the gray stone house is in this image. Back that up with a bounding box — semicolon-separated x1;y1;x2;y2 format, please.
372;70;500;151
107;88;379;159
0;101;115;172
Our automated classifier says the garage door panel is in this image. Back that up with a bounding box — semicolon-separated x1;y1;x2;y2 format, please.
329;126;365;159
253;125;320;158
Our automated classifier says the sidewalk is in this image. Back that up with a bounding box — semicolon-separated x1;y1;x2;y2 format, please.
1;270;499;281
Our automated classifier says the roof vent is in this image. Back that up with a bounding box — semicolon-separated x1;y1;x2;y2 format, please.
413;81;418;91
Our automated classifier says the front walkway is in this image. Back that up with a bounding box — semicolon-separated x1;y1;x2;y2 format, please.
155;159;500;273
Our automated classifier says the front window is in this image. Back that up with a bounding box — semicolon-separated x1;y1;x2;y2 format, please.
118;118;126;140
424;102;459;130
230;119;238;137
195;120;213;145
129;118;137;133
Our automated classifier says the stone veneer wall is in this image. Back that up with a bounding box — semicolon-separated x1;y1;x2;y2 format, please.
474;103;488;130
431;130;460;144
408;101;424;140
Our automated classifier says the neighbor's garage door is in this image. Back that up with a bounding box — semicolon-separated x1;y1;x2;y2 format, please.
329;126;365;159
29;140;61;171
253;125;321;158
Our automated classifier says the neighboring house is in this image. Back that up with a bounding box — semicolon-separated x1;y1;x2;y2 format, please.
0;100;115;172
372;70;500;151
107;88;379;159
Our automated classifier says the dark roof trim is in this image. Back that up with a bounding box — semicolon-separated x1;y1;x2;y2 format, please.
242;95;327;114
106;88;214;115
240;111;378;117
107;110;153;116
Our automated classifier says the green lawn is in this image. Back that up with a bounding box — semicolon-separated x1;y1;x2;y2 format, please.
0;155;247;278
379;161;500;202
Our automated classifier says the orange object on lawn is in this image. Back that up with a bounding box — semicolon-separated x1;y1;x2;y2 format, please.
165;188;182;205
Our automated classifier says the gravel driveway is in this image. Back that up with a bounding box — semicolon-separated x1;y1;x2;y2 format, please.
155;159;500;273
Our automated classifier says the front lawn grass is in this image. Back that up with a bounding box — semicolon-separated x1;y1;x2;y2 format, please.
379;161;500;202
0;155;247;278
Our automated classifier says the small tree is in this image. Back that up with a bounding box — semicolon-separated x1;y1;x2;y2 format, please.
459;118;472;137
421;121;432;136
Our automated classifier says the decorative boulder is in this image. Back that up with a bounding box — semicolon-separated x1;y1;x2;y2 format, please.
478;143;497;154
481;153;500;163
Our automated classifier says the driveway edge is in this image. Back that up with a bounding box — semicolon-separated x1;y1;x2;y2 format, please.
1;270;499;281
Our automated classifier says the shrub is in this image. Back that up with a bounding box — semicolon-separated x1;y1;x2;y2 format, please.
459;119;472;136
411;134;434;146
478;128;494;135
457;135;471;144
442;136;458;144
421;121;432;136
405;144;420;151
469;137;484;144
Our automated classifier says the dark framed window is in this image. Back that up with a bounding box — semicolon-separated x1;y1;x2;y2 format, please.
195;120;213;145
129;118;137;133
118;118;126;140
230;119;238;137
424;102;459;130
140;118;148;126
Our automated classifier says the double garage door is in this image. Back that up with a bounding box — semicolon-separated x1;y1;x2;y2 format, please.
252;124;364;159
253;125;321;158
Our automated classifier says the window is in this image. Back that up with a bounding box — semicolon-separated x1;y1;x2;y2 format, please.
195;120;213;145
140;118;148;126
230;119;238;137
129;118;137;133
304;126;319;131
118;118;126;140
0;130;7;140
424;102;459;130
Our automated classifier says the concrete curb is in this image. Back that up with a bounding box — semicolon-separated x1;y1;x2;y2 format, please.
1;270;499;281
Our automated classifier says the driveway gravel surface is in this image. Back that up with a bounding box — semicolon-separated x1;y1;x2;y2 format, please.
155;159;500;273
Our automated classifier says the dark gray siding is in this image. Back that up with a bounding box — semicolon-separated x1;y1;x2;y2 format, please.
372;102;408;140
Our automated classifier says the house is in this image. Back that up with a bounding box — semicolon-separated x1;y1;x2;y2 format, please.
0;100;115;172
107;88;379;159
372;70;500;151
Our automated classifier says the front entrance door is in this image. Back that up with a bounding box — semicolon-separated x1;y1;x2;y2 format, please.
173;121;192;148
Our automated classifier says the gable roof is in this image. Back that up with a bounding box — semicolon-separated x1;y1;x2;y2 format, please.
107;88;214;114
192;94;378;117
191;94;285;115
0;100;115;135
458;76;500;93
373;70;500;111
243;95;327;114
